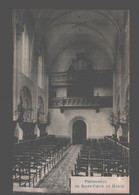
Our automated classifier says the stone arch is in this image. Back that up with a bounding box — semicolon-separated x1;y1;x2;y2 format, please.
20;86;32;105
69;116;88;143
37;96;44;122
68;54;94;72
38;96;44;112
19;86;32;121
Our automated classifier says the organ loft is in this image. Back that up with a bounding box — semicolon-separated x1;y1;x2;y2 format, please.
12;9;130;193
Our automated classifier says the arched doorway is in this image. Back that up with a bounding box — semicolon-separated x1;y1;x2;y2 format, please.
72;120;86;144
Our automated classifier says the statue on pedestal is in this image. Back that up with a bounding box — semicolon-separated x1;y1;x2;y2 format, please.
117;125;123;141
14;122;23;142
34;123;40;138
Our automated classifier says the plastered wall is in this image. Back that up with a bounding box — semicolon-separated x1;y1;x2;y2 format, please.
47;108;113;140
94;87;112;96
52;87;67;97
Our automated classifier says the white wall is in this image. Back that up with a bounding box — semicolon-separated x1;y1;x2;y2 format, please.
53;87;112;97
48;108;113;141
94;87;112;96
56;87;67;97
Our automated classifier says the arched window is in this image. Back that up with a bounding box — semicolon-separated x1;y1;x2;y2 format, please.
38;56;43;88
37;96;44;122
19;87;32;122
22;24;30;77
68;54;93;72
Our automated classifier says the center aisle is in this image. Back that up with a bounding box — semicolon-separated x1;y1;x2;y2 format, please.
37;144;81;193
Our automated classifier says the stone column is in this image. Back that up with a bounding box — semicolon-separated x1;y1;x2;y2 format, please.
13;10;24;120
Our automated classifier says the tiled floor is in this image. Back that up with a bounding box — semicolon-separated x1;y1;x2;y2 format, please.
37;144;81;193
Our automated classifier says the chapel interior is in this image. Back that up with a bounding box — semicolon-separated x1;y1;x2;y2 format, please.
12;9;130;193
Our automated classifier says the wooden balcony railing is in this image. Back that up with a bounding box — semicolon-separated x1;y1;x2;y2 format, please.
49;72;73;83
49;70;113;87
49;96;113;108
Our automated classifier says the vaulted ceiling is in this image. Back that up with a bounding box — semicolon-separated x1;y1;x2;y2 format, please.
29;9;127;72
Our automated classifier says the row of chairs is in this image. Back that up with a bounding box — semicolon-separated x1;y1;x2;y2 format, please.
72;138;129;177
13;136;71;187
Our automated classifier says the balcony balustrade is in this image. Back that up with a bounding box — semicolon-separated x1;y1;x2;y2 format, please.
49;70;113;87
49;96;113;108
49;72;73;83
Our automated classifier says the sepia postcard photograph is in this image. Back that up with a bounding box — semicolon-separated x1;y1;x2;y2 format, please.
12;9;130;194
